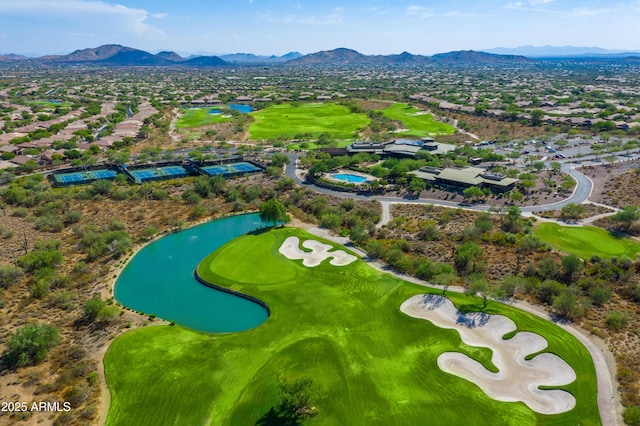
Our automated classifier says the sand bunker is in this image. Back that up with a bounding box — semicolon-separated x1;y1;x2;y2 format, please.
279;236;357;267
401;294;576;415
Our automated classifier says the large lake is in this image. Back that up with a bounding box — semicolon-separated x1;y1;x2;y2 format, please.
114;213;269;333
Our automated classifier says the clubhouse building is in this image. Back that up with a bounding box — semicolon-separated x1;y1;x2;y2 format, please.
410;166;518;192
318;137;518;193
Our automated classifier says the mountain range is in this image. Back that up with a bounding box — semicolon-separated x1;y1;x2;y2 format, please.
1;44;639;67
484;45;640;58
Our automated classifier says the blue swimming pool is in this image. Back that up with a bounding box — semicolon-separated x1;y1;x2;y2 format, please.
332;173;368;183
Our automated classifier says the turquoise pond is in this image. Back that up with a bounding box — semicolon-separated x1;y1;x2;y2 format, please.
114;213;269;333
332;173;368;183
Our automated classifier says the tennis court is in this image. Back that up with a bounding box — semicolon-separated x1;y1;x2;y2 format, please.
129;165;191;182
200;162;262;177
232;162;261;173
53;169;117;185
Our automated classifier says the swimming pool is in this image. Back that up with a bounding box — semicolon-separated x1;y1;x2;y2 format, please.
331;173;368;183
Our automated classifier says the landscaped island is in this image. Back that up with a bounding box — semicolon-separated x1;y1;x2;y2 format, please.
105;219;599;425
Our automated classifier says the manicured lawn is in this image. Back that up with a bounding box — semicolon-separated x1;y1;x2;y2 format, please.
175;108;232;128
105;227;599;426
534;223;640;260
248;103;370;141
382;103;456;137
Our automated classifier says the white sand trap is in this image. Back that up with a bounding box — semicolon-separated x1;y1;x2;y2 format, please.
400;294;577;415
278;236;357;267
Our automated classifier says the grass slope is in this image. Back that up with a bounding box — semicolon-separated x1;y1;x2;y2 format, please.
248;103;370;141
105;227;599;426
175;108;231;129
382;103;456;137
535;223;640;259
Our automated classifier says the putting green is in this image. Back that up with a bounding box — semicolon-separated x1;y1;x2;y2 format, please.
248;103;370;141
176;108;232;128
534;223;640;259
382;103;456;137
105;227;599;425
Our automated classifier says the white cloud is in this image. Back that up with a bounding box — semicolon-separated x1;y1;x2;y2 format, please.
406;5;433;19
570;7;612;17
259;7;344;26
0;0;164;38
529;0;554;5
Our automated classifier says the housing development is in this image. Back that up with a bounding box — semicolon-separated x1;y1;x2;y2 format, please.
2;43;640;426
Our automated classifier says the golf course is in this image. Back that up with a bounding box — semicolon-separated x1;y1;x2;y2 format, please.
248;103;370;140
105;221;600;425
534;223;640;260
382;103;456;138
175;107;233;129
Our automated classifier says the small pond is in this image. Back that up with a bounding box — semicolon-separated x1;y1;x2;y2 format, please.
114;213;269;333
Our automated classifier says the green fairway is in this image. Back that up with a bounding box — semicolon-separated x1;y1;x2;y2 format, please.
534;223;640;259
105;227;599;425
29;100;72;108
248;103;370;141
382;103;456;137
175;108;232;128
286;140;354;150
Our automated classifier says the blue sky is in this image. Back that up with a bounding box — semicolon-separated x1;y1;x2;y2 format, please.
1;0;639;56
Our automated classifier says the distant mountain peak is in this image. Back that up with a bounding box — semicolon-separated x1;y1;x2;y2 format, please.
483;45;640;58
156;51;183;61
40;44;228;67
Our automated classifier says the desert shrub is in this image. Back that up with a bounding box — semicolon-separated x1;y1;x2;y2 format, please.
64;383;90;406
0;265;23;288
17;240;63;273
590;285;612;305
35;214;64;232
418;220;442;241
537;279;563;304
152;189;168;200
2;323;60;368
65;210;83;224
553;289;587;319
142;225;159;240
48;290;75;310
624;406;640;426
29;278;50;299
84;295;119;323
605;310;630;332
11;207;29;217
182;189;201;204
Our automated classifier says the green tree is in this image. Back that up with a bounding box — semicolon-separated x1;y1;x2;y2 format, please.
531;109;544;126
611;205;640;231
466;276;493;309
463;186;485;202
503;206;522;233
257;378;316;426
553;288;586;320
455;241;483;275
408;178;426;194
259;199;289;227
561;254;584;283
271;153;290;167
2;323;60;368
474;212;493;234
537;257;559;280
